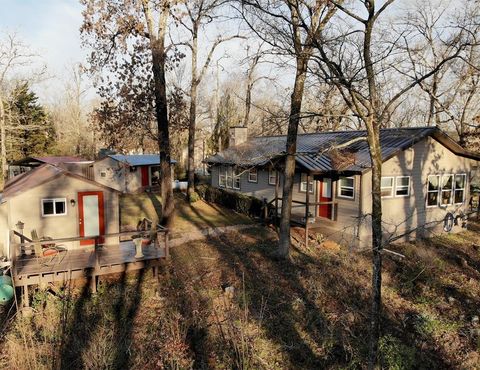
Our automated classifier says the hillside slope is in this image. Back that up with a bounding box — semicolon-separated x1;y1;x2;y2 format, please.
1;224;479;369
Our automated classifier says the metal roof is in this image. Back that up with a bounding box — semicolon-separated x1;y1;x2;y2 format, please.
10;156;91;166
108;154;177;166
2;164;120;200
205;127;480;173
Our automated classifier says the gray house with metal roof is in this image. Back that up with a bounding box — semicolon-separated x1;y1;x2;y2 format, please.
92;154;176;193
206;126;480;246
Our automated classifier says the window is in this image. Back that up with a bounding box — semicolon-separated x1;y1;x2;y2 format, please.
233;168;241;190
300;173;314;193
225;168;232;188
248;168;258;183
441;175;453;205
338;176;355;199
454;174;466;204
269;169;278;185
42;198;67;217
395;176;410;197
427;175;440;207
100;171;107;178
381;177;394;197
149;165;161;186
219;167;226;187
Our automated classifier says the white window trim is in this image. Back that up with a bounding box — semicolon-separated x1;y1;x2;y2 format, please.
233;168;241;190
440;174;454;207
100;170;107;178
454;173;467;204
218;167;226;188
299;173;314;193
381;176;394;198
395;176;411;197
426;174;440;208
248;168;258;183
41;198;67;217
148;165;161;187
268;169;277;186
338;176;355;199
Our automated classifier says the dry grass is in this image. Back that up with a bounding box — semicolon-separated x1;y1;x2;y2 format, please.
120;193;252;232
0;222;479;369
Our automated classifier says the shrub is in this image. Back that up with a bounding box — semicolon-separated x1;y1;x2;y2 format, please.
379;335;416;370
196;184;267;218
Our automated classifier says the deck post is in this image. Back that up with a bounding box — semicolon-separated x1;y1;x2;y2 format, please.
305;174;310;248
275;170;279;231
23;285;29;307
164;230;170;258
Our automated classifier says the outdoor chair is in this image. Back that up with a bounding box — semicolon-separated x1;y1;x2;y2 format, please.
30;229;67;266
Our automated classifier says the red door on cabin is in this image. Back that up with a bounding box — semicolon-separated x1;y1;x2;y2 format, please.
78;191;105;246
141;166;149;187
318;178;332;219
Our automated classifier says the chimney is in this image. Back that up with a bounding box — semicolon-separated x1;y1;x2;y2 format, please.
229;126;248;147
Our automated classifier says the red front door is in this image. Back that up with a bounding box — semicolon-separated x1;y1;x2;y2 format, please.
318;178;332;219
78;191;105;246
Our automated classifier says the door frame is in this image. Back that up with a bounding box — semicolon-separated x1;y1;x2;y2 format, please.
317;177;333;219
78;191;105;246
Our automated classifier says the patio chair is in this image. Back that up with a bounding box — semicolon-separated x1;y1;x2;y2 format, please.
30;229;66;266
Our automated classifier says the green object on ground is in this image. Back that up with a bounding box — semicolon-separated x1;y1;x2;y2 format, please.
0;275;14;305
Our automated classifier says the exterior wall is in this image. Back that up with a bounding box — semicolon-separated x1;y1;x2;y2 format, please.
359;137;478;246
6;175;120;255
210;165;362;223
93;157;126;192
126;167;143;193
0;202;9;258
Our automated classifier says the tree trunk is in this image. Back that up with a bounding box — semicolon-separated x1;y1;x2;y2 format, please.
150;39;174;226
187;27;198;200
243;81;252;128
366;122;383;369
277;57;308;258
0;96;6;182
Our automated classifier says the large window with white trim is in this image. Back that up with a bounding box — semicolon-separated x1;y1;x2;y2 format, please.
427;173;466;207
42;198;67;217
219;167;226;187
338;176;355;199
226;167;233;188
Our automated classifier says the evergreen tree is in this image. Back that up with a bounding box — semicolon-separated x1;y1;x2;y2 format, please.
8;83;55;160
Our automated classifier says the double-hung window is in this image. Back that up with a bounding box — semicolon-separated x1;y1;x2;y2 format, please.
42;198;67;217
269;169;278;185
427;175;440;207
454;174;466;204
441;175;454;205
395;176;411;197
300;173;314;193
233;168;241;190
226;167;233;188
219;167;226;187
338;176;354;199
380;177;394;197
248;168;258;183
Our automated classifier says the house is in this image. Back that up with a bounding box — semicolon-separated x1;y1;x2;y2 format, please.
8;156;93;179
0;163;169;300
91;154;176;193
0;163;121;259
205;126;480;247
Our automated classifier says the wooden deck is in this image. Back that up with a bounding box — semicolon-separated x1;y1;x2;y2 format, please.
13;241;166;287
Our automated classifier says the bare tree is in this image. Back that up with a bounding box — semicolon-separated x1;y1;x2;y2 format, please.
311;0;478;366
174;0;242;200
240;0;338;258
81;0;176;225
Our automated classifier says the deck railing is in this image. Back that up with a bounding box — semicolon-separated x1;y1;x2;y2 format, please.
10;225;169;266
